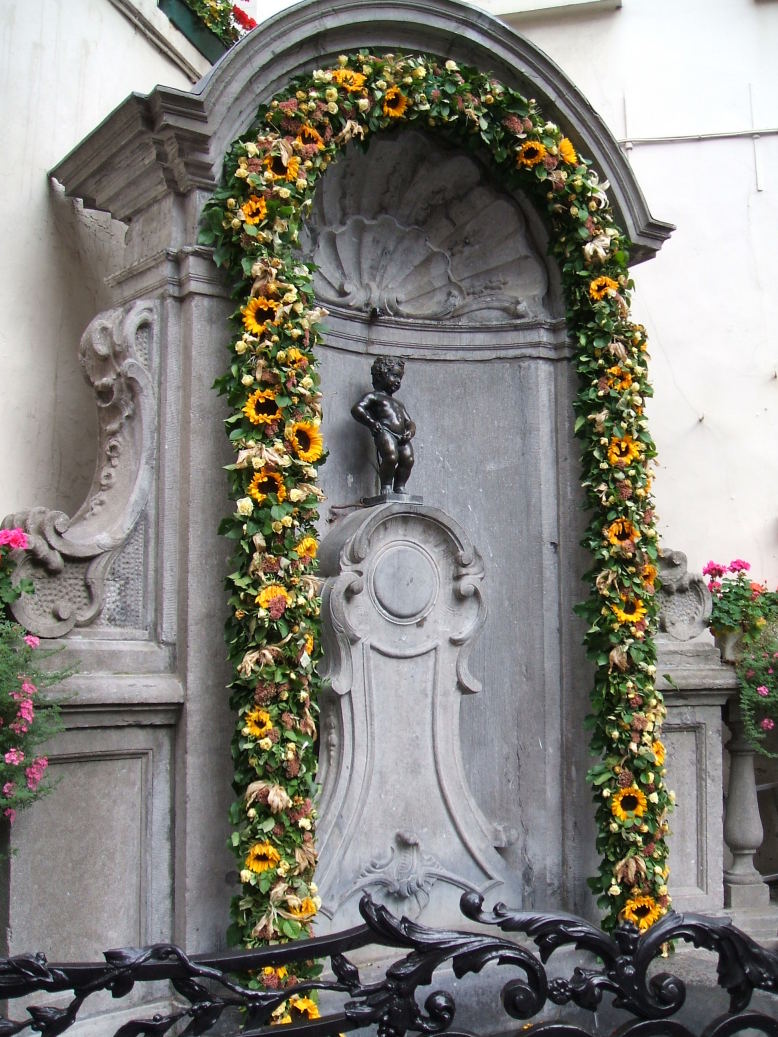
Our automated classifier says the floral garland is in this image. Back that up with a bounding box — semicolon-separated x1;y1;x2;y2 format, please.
200;50;672;947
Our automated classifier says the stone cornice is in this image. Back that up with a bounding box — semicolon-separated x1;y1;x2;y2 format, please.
49;0;672;262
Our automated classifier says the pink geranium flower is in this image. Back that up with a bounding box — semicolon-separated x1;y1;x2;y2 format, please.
3;808;16;824
4;748;24;766
0;527;28;550
702;561;726;579
729;559;750;572
23;635;39;648
760;718;775;731
757;685;770;697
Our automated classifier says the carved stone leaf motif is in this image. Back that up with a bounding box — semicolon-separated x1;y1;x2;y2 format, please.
2;300;158;637
358;830;469;918
300;130;552;323
657;549;712;641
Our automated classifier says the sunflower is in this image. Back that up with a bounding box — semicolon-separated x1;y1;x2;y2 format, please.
621;894;663;932
295;536;317;560
517;140;547;167
289;995;320;1020
248;468;287;503
264;152;301;182
611;594;647;625
606;366;633;392
382;86;409;118
640;562;658;587
607;435;643;467
589;276;620;301
241;195;268;225
303;633;315;656
245;841;281;873
286;897;318;920
242;296;280;336
243;388;281;426
606;518;640;547
611;786;648;822
651;740;666;766
296;124;325;150
244;706;273;739
331;68;367;92
559;137;577;165
285;347;309;369
256;583;291;609
288;420;323;463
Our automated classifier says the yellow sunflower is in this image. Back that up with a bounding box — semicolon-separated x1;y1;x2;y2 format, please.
606;366;633;392
651;739;666;766
242;296;280;336
611;594;647;625
243;388;281;426
295;536;317;560
607;435;643;467
256;584;291;609
241;195;268;225
264;153;301;182
382;86;409;118
245;841;281;873
611;785;648;822
640;562;658;587
589;276;620;301
288;420;323;463
621;894;663;932
296;124;325;150
248;468;287;503
605;518;640;547
286;896;318;920
331;68;367;92
303;633;315;655
517;140;547;167
285;347;309;368
559;137;577;165
289;995;320;1020
244;706;273;739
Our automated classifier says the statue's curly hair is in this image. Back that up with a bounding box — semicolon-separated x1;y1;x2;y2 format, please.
371;355;405;385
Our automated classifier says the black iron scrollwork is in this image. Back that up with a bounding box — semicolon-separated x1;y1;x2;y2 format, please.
2;895;778;1037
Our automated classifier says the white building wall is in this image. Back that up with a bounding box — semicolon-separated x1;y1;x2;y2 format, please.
1;0;776;585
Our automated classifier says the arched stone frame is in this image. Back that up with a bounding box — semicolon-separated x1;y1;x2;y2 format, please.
7;0;693;971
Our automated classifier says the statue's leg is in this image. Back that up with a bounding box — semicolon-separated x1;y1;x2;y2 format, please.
393;443;414;493
376;433;399;494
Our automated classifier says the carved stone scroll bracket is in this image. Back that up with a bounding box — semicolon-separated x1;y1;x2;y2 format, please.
2;300;159;637
657;548;712;642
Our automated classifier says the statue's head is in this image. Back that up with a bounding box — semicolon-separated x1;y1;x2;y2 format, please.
371;355;405;393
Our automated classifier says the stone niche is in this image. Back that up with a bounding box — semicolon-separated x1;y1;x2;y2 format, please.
1;0;686;1028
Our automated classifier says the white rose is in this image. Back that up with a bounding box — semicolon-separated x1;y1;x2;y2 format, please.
444;60;459;71
237;497;254;516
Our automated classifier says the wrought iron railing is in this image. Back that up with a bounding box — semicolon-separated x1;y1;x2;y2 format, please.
2;893;778;1036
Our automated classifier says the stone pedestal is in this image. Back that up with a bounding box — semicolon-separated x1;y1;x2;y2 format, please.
315;502;522;932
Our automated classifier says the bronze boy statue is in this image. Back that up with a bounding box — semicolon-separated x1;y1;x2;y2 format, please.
351;356;416;494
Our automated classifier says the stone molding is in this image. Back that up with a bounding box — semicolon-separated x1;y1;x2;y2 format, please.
3;300;158;637
49;0;672;263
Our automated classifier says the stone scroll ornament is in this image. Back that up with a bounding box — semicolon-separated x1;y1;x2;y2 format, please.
201;51;667;948
2;301;158;637
314;502;523;932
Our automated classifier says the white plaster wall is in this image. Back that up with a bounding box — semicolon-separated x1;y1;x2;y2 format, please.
0;0;209;519
497;0;778;587
2;0;777;586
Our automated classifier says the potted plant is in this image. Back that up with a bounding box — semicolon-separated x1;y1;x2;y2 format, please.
704;558;778;756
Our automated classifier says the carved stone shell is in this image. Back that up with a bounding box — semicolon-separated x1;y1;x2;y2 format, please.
300;130;553;323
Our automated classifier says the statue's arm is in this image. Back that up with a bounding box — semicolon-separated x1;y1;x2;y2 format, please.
352;394;380;432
